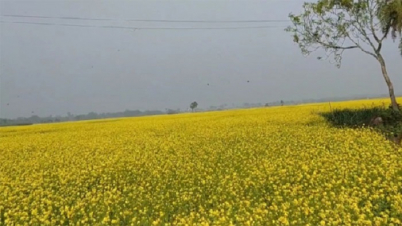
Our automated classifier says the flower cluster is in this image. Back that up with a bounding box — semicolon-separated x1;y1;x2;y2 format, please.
1;98;402;225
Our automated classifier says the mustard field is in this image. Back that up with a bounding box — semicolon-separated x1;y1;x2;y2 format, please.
1;98;402;225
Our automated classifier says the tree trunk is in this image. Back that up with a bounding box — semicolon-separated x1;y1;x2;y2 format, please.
378;54;399;112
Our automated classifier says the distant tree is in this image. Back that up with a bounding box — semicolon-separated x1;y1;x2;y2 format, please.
280;100;284;106
209;106;218;111
285;0;400;111
67;112;74;121
29;115;41;123
190;101;198;112
166;108;179;114
87;112;98;119
265;103;269;107
74;115;85;121
219;104;227;110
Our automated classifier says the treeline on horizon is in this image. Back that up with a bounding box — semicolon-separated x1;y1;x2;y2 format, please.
0;93;395;127
0;109;165;127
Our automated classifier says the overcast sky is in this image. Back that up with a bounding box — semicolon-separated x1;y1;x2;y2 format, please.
0;0;401;118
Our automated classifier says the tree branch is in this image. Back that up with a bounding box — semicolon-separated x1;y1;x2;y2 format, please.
367;0;384;53
317;40;358;49
286;0;388;66
368;0;381;43
353;15;379;54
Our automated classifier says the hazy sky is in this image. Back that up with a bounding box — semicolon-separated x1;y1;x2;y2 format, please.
1;0;401;118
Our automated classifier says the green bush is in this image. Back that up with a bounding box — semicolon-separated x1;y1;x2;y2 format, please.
320;105;402;136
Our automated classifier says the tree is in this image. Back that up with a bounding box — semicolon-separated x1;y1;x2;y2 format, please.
280;100;284;106
190;101;198;112
377;0;402;55
285;0;400;111
166;108;178;114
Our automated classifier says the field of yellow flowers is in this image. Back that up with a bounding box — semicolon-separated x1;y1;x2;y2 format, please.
1;98;402;225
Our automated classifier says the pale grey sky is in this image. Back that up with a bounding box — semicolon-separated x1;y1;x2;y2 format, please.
0;0;401;118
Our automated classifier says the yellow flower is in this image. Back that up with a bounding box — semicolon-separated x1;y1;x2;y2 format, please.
1;97;402;225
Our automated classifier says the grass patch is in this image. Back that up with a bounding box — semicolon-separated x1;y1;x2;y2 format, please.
319;105;402;137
